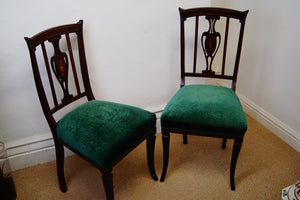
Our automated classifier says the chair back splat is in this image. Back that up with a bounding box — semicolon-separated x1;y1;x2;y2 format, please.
25;20;158;200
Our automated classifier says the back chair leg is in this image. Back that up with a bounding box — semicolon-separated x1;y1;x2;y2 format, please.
55;140;67;192
160;130;170;182
101;169;114;200
183;134;188;144
146;134;158;181
230;138;243;191
222;138;227;149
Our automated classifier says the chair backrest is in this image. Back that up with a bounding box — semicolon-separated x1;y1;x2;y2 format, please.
25;20;95;134
179;7;248;91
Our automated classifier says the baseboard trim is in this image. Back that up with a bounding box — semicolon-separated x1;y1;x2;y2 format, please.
5;112;163;171
5;92;299;171
238;92;300;152
5;133;74;171
216;81;300;153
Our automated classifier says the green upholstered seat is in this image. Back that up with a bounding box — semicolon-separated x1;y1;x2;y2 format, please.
57;100;156;169
161;85;247;136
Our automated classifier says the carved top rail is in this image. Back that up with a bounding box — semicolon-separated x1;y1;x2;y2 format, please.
179;7;248;22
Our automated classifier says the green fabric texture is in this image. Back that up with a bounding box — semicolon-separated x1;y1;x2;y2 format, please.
161;85;247;136
57;100;156;169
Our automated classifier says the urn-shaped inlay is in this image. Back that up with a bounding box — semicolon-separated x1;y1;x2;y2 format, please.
201;16;221;75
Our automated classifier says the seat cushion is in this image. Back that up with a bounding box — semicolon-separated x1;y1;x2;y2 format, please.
57;100;156;169
161;85;247;137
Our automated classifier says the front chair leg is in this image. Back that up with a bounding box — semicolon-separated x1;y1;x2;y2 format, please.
101;169;114;200
160;130;170;182
146;133;158;181
230;138;243;190
54;140;67;192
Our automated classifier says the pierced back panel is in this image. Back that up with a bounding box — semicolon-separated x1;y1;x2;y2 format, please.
25;20;95;128
179;7;248;90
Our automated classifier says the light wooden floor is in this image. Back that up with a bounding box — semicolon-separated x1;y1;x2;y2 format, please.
12;115;300;199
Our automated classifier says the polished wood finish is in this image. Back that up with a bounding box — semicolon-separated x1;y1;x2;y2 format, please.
25;20;157;200
160;7;248;190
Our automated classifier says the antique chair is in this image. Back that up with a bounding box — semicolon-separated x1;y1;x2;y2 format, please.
160;7;248;190
25;20;158;200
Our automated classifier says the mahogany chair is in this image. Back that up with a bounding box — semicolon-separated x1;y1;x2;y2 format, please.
25;20;158;200
160;7;249;190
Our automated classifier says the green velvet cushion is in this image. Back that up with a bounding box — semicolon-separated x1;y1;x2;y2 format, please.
161;85;247;136
57;100;156;169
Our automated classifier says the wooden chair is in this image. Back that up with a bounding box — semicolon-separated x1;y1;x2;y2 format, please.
25;20;158;200
160;7;249;190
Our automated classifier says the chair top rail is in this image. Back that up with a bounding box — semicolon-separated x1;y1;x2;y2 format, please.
179;7;248;22
25;20;83;49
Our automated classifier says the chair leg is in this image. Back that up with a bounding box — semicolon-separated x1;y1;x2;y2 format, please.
160;130;170;182
146;134;158;181
230;138;243;191
101;169;114;200
183;134;188;144
54;140;67;192
222;138;227;149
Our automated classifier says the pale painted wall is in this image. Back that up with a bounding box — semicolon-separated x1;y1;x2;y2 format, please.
1;0;300;170
0;0;209;144
211;0;300;148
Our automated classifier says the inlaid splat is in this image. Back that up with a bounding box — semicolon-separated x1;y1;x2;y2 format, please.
48;36;73;102
201;15;221;75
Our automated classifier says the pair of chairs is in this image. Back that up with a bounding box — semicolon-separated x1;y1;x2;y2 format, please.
25;7;248;200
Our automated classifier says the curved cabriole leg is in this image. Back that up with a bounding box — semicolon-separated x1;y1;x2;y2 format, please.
222;138;227;149
101;169;114;200
55;140;67;192
160;130;170;182
230;138;243;190
183;134;188;144
146;133;158;181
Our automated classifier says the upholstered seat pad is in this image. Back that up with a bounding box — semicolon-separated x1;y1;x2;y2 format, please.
57;100;156;169
161;85;247;136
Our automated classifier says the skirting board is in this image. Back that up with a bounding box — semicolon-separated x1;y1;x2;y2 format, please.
216;80;300;153
238;93;300;153
5;134;74;171
5;93;300;172
5;117;162;172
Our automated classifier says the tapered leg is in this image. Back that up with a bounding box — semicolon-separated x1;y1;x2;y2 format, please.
146;134;158;181
183;134;188;144
101;169;114;200
230;138;243;190
160;130;170;182
55;140;67;192
222;138;227;149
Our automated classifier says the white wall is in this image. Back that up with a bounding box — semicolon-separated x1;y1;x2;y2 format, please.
0;0;210;170
211;0;300;150
1;0;299;170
